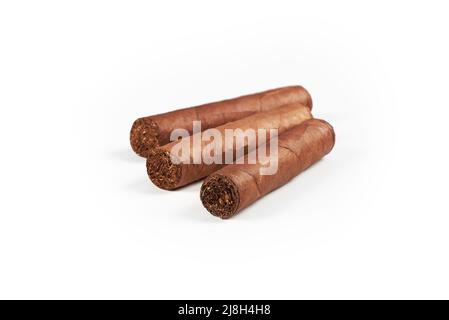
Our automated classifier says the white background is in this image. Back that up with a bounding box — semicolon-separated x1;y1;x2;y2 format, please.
0;1;448;299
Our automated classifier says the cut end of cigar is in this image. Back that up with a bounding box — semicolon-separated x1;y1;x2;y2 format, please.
200;175;239;219
130;118;159;157
146;150;182;190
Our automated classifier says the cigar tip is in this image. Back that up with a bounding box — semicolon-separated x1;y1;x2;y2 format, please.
296;85;313;110
200;175;239;219
146;149;182;190
130;118;159;157
312;118;336;150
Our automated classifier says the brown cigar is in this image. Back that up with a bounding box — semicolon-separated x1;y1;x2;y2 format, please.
131;86;312;157
200;119;335;219
147;103;312;190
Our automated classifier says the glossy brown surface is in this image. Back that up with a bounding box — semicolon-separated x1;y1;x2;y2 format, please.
200;119;335;218
131;86;312;157
147;103;312;190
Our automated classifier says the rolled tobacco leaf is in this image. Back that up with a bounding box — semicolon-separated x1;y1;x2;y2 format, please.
200;119;335;219
130;85;312;157
147;103;312;190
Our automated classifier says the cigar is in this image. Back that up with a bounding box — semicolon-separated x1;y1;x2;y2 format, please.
130;86;312;157
147;103;312;190
200;119;335;219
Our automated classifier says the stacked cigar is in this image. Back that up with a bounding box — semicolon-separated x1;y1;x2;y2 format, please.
130;86;335;219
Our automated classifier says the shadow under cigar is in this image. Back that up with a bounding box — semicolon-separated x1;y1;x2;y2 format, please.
110;148;144;163
178;201;222;223
180;180;204;193
126;178;168;195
